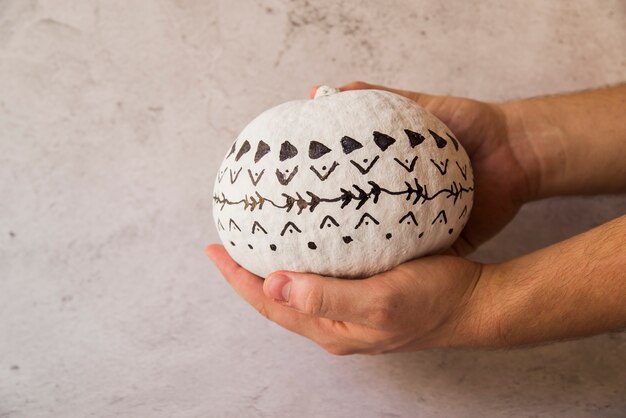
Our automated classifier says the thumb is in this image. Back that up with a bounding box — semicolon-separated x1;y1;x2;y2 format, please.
264;271;382;325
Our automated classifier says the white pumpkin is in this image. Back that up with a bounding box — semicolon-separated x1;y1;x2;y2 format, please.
212;87;473;278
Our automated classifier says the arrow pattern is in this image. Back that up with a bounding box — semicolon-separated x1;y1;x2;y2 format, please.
214;179;472;214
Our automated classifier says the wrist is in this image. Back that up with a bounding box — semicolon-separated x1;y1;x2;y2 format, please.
459;215;626;348
497;101;543;202
429;264;511;348
498;99;569;201
443;262;511;349
427;261;507;349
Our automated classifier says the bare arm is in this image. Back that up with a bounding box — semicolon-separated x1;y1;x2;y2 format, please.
207;84;626;354
458;85;626;347
502;84;626;199
465;214;626;347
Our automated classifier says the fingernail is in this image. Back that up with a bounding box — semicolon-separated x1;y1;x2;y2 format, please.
267;274;291;302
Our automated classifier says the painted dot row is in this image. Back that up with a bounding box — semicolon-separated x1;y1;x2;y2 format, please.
229;229;454;251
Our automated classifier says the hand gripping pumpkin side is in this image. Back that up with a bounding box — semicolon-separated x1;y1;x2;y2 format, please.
212;87;474;278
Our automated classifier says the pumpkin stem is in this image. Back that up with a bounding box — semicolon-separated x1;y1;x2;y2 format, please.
314;85;340;99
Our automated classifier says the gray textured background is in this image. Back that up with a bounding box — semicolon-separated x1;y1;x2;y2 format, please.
1;1;625;417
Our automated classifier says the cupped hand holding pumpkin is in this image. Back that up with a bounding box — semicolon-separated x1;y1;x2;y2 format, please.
206;244;489;354
207;212;626;353
208;83;626;354
327;82;537;255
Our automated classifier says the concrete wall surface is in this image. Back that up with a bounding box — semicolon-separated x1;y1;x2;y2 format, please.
1;1;625;417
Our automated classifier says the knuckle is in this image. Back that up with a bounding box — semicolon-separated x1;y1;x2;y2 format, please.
303;286;329;317
366;288;399;328
366;306;394;328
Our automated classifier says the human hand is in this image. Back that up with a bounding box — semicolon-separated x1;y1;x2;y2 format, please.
208;215;626;353
208;85;626;353
206;244;487;355
313;82;536;255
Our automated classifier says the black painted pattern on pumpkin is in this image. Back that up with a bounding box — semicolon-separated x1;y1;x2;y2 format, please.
226;141;237;158
446;133;459;151
430;158;449;175
373;131;396;151
456;161;467;180
405;129;426;147
251;221;267;234
459;205;468;219
394;156;418;172
217;168;227;183
235;140;251;161
351;184;370;209
399;211;418;226
279;141;298;161
275;166;299;185
309;141;331;159
341;136;363;154
254;140;271;163
229;129;461;166
247;169;265;186
216;129;474;251
215;180;472;213
428;129;447;148
280;192;308;214
228;218;241;231
217;219;225;231
355;213;380;229
280;221;302;236
310;161;339;181
350;155;380;175
431;210;448;225
319;215;340;229
229;167;242;184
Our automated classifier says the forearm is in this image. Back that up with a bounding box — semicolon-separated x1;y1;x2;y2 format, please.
467;214;626;347
500;84;626;200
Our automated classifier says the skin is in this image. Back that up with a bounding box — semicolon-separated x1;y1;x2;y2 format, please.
206;82;626;354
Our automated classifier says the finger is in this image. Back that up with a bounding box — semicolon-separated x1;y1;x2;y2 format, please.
263;270;393;328
205;244;267;309
205;245;341;342
337;81;433;107
207;245;407;355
